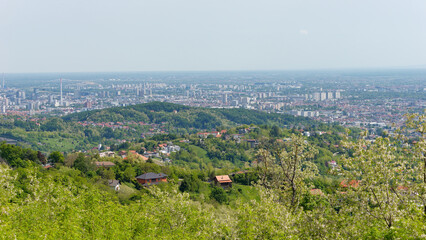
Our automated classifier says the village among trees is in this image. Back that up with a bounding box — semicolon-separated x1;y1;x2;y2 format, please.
0;103;424;239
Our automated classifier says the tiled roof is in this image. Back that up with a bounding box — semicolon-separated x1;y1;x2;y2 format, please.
108;180;120;187
136;172;168;180
340;179;359;188
310;189;324;195
215;175;232;183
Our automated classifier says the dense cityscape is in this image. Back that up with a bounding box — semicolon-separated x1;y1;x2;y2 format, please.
0;70;424;239
1;70;425;129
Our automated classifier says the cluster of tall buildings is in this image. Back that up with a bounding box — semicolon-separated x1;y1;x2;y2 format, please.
0;95;8;113
135;83;153;98
305;91;341;101
0;78;71;115
290;110;320;117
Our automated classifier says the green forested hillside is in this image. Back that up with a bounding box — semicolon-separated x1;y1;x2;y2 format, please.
63;101;314;129
0;102;317;153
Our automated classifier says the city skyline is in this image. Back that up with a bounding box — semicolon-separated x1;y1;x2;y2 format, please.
0;71;423;130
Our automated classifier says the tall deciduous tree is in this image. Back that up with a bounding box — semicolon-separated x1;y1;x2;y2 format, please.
37;151;46;165
73;153;94;174
338;132;410;229
48;151;64;164
404;111;426;215
257;134;318;208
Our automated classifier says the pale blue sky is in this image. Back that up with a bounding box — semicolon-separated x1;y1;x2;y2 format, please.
1;0;425;72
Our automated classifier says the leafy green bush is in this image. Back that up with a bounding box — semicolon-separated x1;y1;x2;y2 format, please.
210;186;228;204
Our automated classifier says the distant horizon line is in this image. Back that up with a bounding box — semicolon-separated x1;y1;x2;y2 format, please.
3;65;426;75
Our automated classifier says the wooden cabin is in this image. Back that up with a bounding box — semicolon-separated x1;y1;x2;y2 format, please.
214;175;232;189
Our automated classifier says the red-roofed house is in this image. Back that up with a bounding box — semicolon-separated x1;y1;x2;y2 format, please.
340;179;359;188
310;189;324;196
214;175;232;189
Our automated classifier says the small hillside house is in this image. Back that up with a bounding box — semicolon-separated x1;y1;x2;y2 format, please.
108;180;120;191
99;151;115;158
136;172;168;186
214;175;232;189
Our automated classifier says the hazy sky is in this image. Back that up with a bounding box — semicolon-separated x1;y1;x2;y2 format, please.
1;0;426;72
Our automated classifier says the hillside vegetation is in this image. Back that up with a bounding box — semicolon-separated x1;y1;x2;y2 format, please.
63;101;314;129
0;111;424;239
0;102;317;153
